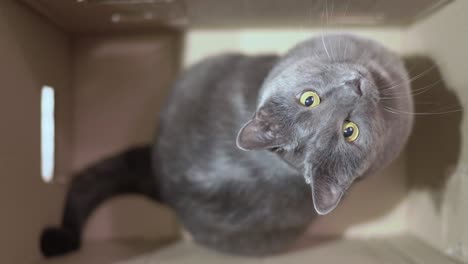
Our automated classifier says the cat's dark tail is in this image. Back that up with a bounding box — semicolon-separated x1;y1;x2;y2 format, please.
40;145;161;258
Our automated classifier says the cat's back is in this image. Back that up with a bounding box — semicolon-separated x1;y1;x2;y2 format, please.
156;53;283;187
160;53;278;132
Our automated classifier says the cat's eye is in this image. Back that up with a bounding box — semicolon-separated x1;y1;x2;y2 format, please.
299;91;321;108
343;121;359;142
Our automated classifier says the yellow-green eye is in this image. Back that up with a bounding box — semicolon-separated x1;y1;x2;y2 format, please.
343;121;359;142
299;91;321;108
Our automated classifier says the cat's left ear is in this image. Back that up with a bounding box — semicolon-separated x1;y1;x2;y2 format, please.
236;113;286;151
310;174;345;215
305;165;347;215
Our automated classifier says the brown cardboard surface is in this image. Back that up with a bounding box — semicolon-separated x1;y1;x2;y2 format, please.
403;1;468;261
71;32;182;242
0;0;71;262
21;0;452;32
34;235;462;264
2;0;467;263
33;239;170;264
136;235;460;264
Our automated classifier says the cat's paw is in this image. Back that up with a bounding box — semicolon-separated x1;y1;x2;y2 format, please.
40;227;80;257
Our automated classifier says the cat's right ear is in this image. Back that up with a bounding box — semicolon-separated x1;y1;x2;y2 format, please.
236;115;285;151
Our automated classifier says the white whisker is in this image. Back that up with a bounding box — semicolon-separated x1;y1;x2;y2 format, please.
321;0;332;61
329;0;336;60
321;36;332;61
383;106;462;116
341;0;351;61
380;79;442;99
382;65;436;91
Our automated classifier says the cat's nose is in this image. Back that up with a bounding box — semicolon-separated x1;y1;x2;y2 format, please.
345;78;363;96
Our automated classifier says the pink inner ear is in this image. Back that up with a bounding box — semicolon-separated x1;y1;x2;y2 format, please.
236;120;257;151
236;119;276;151
310;179;344;215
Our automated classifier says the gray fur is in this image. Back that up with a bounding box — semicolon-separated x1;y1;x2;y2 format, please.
155;34;413;255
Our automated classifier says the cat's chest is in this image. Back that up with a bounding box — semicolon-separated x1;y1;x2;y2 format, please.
181;151;313;221
186;147;298;190
182;178;313;233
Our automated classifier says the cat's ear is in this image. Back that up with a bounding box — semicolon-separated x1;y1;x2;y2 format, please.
236;115;285;151
307;170;345;215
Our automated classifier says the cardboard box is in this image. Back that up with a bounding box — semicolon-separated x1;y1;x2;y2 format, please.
1;0;466;263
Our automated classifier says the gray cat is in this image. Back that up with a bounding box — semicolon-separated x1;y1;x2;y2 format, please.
40;34;413;257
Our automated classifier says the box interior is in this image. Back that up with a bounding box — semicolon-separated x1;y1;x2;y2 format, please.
1;0;467;263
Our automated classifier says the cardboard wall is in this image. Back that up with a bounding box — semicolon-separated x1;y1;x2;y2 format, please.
0;1;184;260
2;0;467;263
184;28;406;66
403;0;468;261
71;33;182;242
0;1;72;262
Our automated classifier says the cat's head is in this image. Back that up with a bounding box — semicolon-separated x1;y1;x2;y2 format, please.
236;58;386;215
